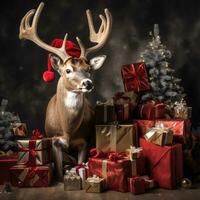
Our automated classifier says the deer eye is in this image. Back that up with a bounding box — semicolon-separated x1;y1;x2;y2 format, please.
66;68;73;74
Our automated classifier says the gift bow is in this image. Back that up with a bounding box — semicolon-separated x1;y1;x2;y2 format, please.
87;175;102;183
90;148;127;162
96;99;114;106
128;146;143;154
65;170;81;179
145;123;172;141
31;129;44;140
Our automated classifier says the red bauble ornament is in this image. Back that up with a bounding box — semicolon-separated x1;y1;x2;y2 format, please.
43;71;55;82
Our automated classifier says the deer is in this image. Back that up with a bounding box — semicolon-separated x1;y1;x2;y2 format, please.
19;2;112;180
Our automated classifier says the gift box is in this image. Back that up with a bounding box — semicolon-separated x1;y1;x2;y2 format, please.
135;119;155;137
121;62;150;92
10;164;52;187
88;151;131;192
96;123;138;153
0;154;18;185
17;137;52;166
136;119;191;144
155;119;191;144
113;91;138;122
95;100;116;124
139;138;183;189
64;171;82;191
138;101;166;120
85;175;106;193
128;177;145;195
71;163;88;189
144;124;173;146
12;123;28;137
130;156;146;176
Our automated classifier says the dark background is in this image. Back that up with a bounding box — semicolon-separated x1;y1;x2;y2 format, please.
0;0;200;132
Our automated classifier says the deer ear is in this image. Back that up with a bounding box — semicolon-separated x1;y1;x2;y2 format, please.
50;54;62;74
90;55;107;70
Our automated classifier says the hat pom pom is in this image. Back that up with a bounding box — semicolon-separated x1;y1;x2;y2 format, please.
43;71;55;82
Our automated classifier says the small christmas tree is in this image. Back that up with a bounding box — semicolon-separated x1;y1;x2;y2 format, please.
139;24;186;105
0;99;20;153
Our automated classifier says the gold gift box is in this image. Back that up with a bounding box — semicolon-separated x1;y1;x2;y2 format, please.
85;176;106;193
96;123;138;152
64;173;82;191
144;126;173;146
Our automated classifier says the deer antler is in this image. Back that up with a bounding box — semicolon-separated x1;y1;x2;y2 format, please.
76;8;112;59
19;2;71;62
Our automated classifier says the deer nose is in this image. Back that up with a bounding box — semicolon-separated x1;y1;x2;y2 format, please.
82;79;94;90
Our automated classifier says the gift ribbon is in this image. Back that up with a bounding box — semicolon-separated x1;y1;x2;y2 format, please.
90;148;127;161
18;129;45;166
75;163;88;187
18;166;49;187
90;149;127;182
98;125;134;152
145;123;173;145
18;166;39;187
31;129;44;140
19;141;44;166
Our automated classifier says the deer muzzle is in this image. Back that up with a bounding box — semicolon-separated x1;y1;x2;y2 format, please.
80;79;94;92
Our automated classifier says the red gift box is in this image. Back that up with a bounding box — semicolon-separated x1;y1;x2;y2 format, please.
155;119;191;144
10;164;52;187
88;151;131;192
128;177;145;194
121;62;150;93
135;119;155;137
0;155;18;185
139;138;183;189
136;119;191;144
138;101;166;120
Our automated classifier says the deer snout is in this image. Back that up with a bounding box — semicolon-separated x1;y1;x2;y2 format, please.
81;79;94;91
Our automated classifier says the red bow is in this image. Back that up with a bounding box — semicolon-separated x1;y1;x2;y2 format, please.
90;148;127;162
31;129;43;140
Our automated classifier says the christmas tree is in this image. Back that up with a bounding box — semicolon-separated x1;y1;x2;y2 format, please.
139;24;186;105
0;99;20;154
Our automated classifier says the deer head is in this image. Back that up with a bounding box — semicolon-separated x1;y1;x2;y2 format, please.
19;2;112;93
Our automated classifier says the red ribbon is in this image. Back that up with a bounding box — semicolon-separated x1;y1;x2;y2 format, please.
90;148;127;162
19;130;45;166
75;163;88;178
18;166;49;187
31;129;44;140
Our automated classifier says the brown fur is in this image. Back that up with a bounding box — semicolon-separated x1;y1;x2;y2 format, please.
45;58;94;149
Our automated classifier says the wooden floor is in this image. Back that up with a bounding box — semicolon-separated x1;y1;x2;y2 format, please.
0;183;200;200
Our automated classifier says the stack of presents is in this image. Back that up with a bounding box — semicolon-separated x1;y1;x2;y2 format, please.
0;99;52;188
0;62;194;194
63;62;193;194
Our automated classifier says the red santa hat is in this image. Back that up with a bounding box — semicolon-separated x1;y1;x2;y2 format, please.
43;39;81;82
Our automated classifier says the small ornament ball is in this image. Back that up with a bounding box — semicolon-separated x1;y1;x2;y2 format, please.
181;178;192;189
